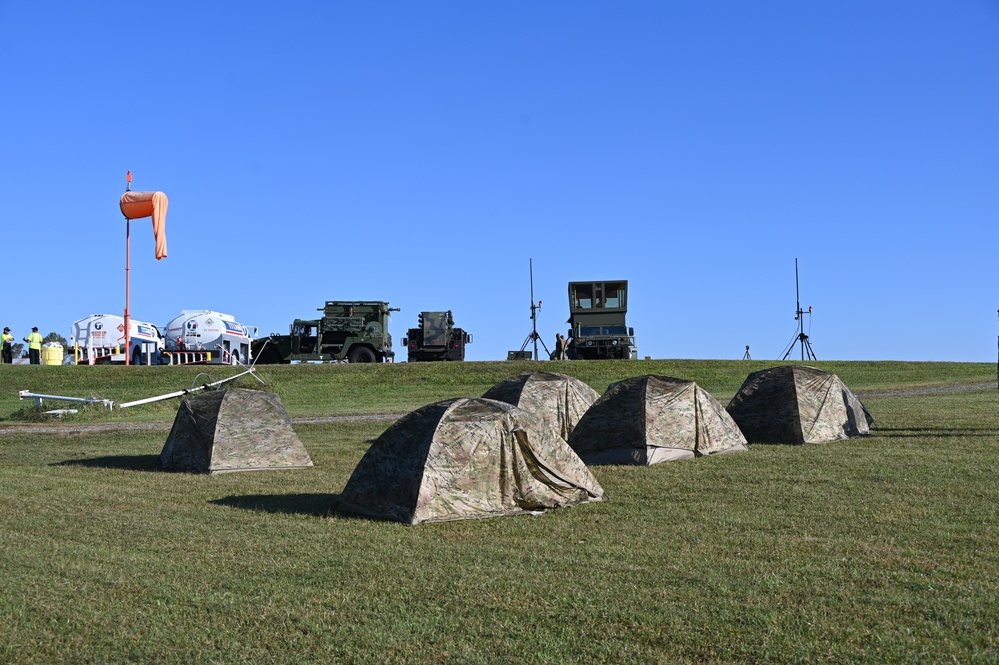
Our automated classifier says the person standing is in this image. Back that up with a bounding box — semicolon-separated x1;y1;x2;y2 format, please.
1;327;13;364
553;333;569;360
24;326;42;365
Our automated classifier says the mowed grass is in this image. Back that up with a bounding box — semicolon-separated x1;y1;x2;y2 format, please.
0;358;992;421
0;360;997;663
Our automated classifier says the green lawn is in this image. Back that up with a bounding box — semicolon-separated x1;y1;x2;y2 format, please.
0;360;997;663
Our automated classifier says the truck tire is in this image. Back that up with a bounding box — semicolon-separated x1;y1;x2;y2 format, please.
348;346;377;363
132;346;144;366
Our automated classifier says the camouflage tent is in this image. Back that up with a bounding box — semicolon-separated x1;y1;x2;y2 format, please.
568;375;748;465
481;371;600;441
161;388;313;474
726;365;874;444
336;397;604;525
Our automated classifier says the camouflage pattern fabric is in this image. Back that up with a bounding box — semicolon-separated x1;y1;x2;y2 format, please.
421;311;451;347
481;372;600;441
161;389;313;474
335;397;604;525
568;375;748;465
726;365;874;444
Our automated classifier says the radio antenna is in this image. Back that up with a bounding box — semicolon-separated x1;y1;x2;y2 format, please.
781;258;816;361
517;258;551;360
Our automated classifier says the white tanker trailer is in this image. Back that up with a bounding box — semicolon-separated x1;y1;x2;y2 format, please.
162;310;256;365
70;314;165;365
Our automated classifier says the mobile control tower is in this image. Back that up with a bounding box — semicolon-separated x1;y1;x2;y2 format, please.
566;280;636;360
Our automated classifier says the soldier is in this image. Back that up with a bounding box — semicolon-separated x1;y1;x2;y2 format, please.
553;333;569;360
1;327;13;363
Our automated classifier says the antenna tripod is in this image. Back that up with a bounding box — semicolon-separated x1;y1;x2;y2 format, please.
781;258;817;361
518;258;551;360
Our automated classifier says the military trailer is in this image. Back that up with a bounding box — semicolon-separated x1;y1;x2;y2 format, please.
252;301;398;364
566;280;636;360
401;311;472;362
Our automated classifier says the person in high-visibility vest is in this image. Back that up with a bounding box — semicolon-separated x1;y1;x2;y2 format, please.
1;327;13;364
23;327;42;365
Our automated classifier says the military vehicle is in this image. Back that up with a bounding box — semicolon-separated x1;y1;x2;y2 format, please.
566;280;636;360
401;311;472;362
252;301;398;364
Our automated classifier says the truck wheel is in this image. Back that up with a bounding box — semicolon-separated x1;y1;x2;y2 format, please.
348;347;377;363
132;347;143;366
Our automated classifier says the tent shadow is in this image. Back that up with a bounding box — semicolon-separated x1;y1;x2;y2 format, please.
211;493;336;518
54;455;161;472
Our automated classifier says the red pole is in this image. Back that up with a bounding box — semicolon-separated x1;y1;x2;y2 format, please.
124;170;132;366
125;217;131;365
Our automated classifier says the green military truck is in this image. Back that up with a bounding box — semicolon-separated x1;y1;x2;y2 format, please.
566;280;636;360
251;301;398;364
401;311;472;362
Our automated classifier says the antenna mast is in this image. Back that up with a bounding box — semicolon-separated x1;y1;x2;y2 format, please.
517;258;551;360
781;258;816;361
530;259;538;361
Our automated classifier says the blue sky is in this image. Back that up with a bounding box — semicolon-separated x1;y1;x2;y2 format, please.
2;2;997;362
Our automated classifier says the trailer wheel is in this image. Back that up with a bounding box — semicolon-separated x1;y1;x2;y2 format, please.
348;346;377;363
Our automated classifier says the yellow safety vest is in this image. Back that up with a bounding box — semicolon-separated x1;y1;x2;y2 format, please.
27;332;42;350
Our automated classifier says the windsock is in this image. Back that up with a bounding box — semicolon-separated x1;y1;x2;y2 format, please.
120;191;168;260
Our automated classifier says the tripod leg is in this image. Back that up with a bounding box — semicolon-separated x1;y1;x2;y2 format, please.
803;337;816;361
781;333;798;360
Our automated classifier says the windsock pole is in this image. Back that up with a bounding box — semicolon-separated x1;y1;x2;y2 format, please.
124;170;132;365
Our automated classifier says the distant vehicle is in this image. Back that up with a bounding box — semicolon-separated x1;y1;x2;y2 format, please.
566;280;636;360
70;314;164;365
252;301;398;364
161;310;257;365
402;311;472;362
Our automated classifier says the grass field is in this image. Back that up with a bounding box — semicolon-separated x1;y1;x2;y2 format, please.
1;360;997;663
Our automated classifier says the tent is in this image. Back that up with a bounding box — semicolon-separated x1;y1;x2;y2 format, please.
726;365;874;444
336;397;604;524
481;371;600;440
161;389;313;474
568;375;748;465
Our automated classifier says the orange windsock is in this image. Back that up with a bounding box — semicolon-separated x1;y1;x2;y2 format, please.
120;191;168;260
